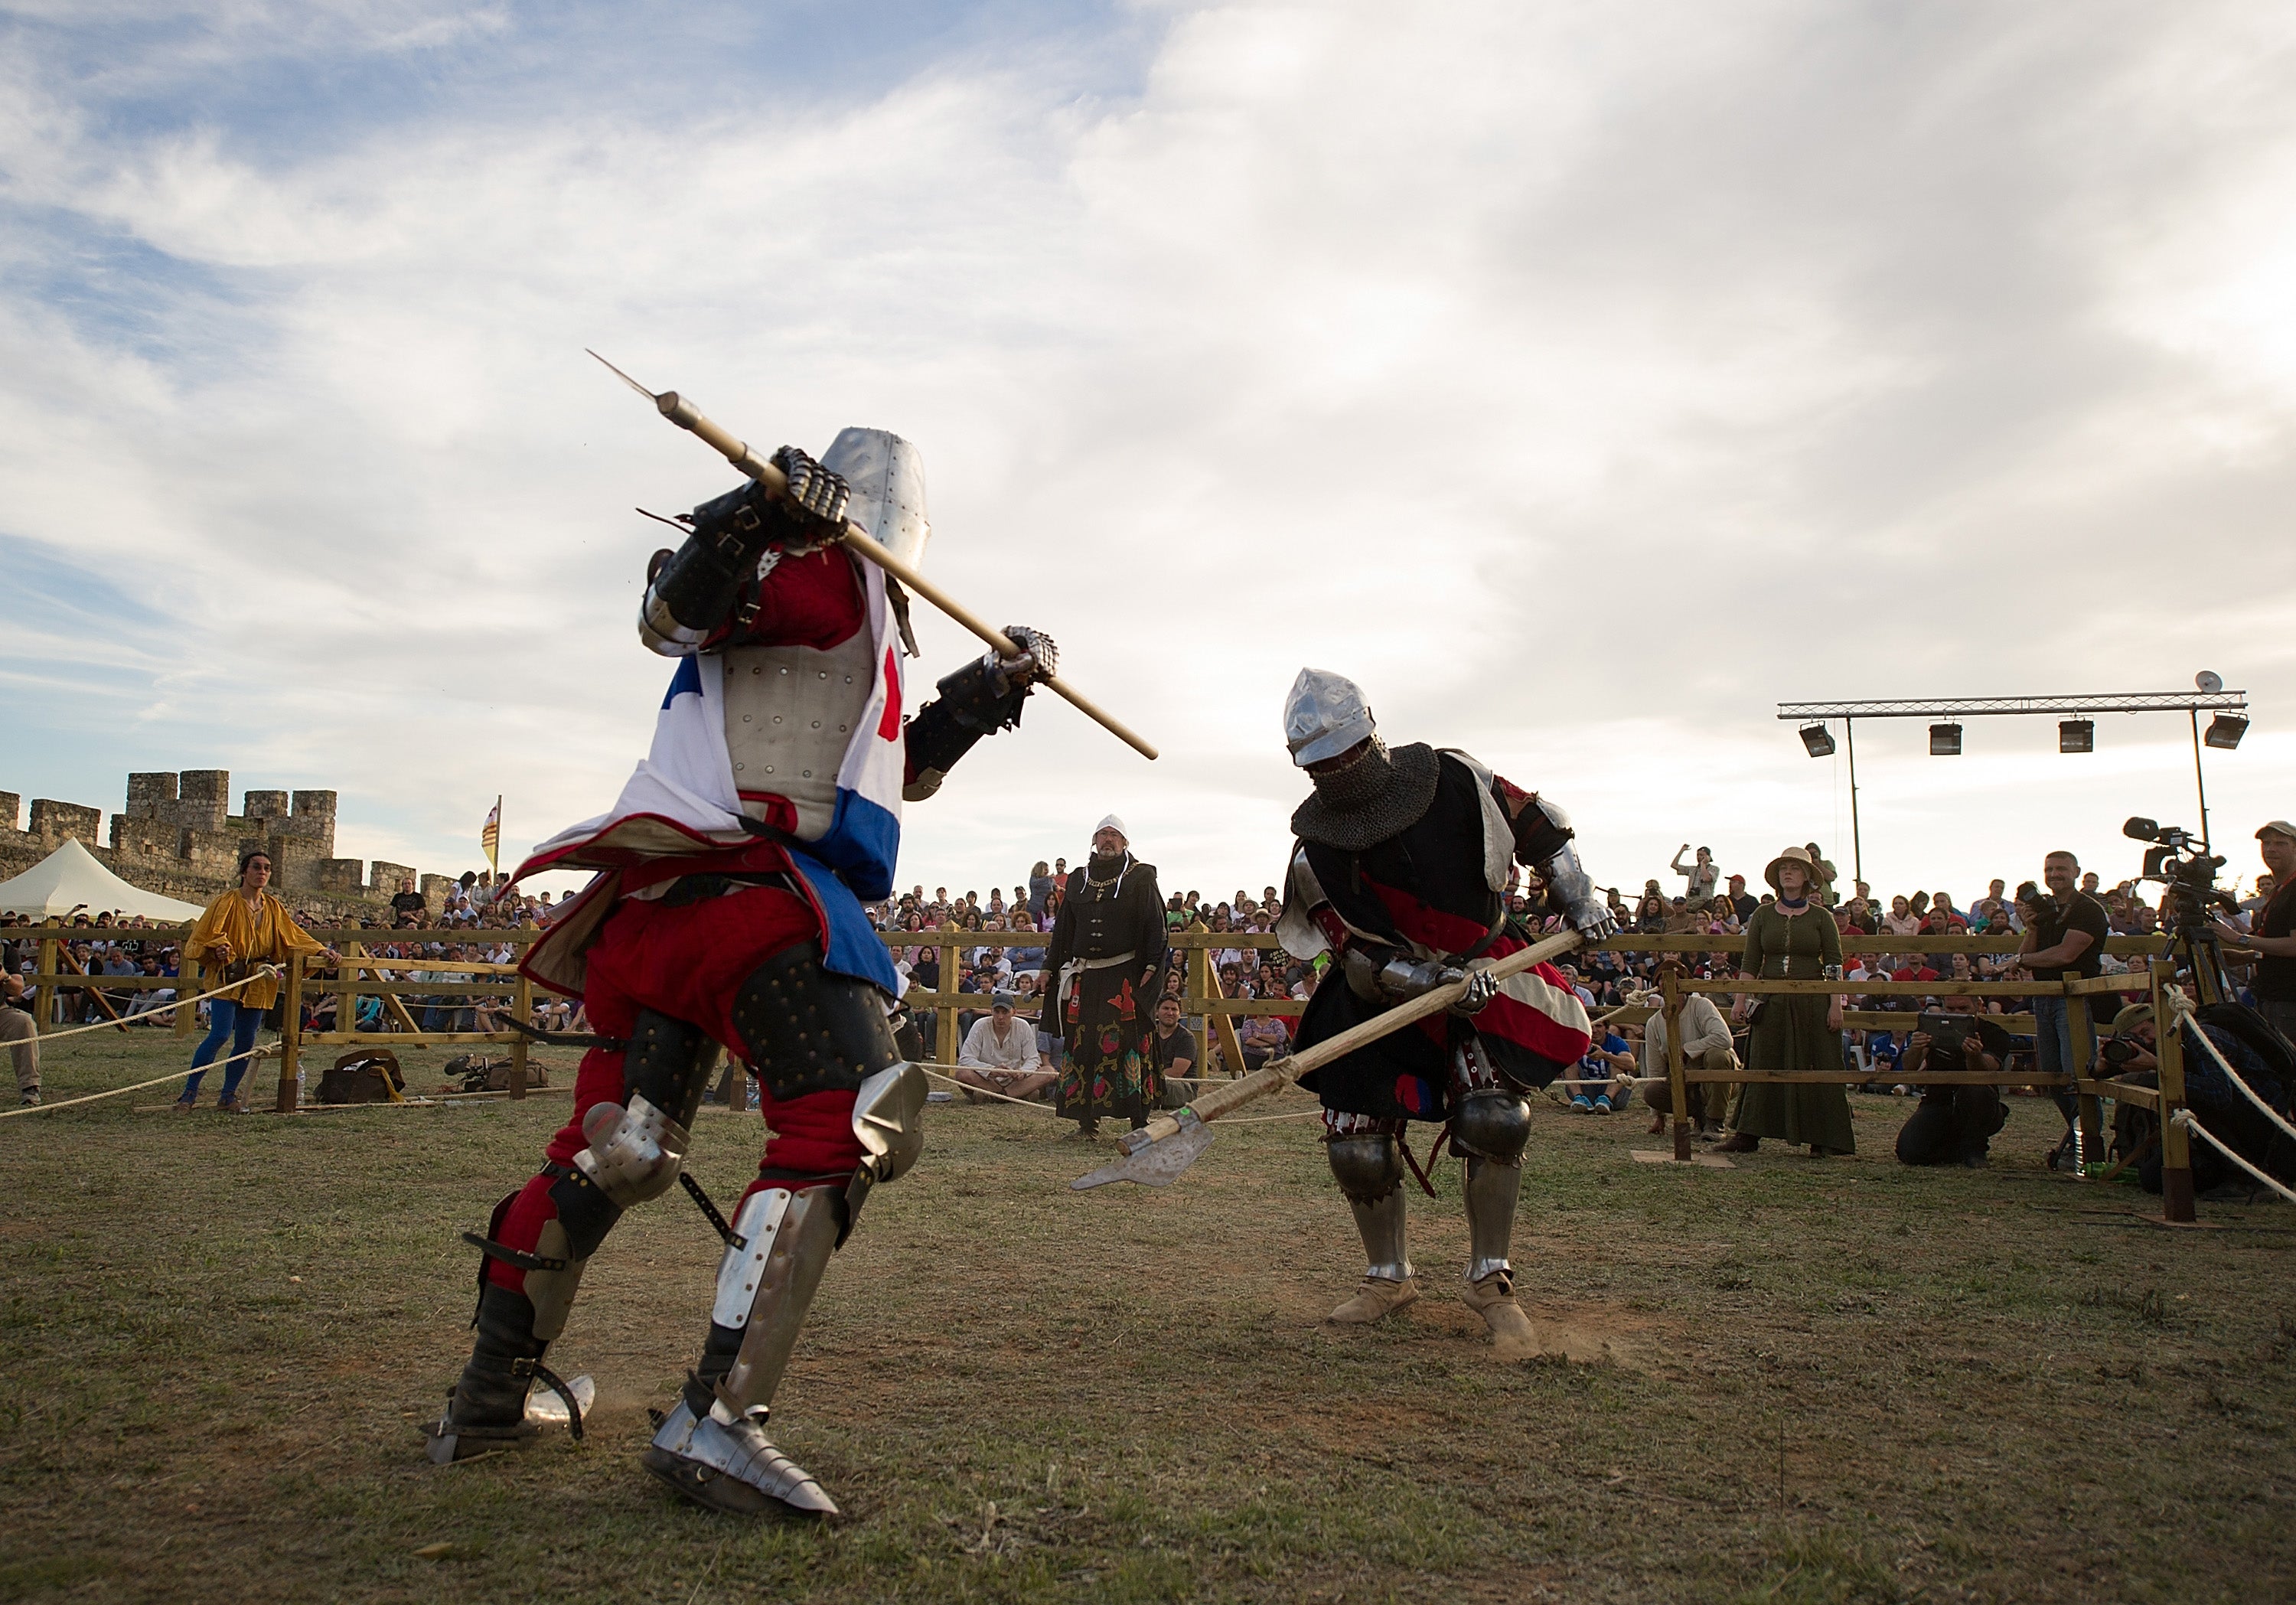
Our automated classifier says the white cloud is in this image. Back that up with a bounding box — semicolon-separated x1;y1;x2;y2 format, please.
4;0;2294;906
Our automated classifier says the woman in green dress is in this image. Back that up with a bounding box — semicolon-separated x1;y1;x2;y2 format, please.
1717;847;1854;1155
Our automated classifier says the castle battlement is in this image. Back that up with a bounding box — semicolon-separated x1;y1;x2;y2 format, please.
1;770;475;918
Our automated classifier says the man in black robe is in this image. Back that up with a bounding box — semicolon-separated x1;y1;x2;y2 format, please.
1045;816;1168;1137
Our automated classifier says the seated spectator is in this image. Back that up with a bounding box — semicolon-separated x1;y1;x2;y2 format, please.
1634;883;1666;932
124;955;176;1019
1893;996;2013;1167
1006;923;1048;977
1570;1025;1637;1114
1128;994;1195;1111
1891;951;1940;993
1922;893;1969;934
1637;978;1737;1137
1236;1008;1290;1071
953;993;1052;1103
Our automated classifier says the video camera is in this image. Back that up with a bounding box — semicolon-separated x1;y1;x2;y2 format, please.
2122;817;2232;922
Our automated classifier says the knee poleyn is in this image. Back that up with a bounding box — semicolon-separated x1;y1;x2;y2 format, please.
572;1095;691;1207
1450;1091;1530;1166
1326;1134;1404;1203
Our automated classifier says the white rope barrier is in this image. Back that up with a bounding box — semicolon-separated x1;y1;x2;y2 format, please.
0;1042;273;1122
2173;1110;2296;1206
2163;991;2296;1148
920;1065;1062;1115
918;1065;1322;1125
21;964;283;1045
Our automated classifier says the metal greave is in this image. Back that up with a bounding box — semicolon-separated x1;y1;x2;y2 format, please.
1349;1186;1412;1283
1328;1135;1412;1282
713;1186;843;1417
1462;1155;1521;1286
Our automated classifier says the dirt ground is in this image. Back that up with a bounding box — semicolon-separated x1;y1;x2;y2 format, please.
3;1033;2293;1603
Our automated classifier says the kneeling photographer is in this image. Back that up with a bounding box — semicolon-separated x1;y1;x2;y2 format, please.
2096;1000;2295;1199
1893;994;2013;1167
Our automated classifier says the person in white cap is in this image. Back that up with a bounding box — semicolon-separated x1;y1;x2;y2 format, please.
1274;667;1615;1359
1044;815;1169;1137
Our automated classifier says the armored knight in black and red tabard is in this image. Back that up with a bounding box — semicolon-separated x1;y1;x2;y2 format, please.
1273;668;1615;1358
426;429;1053;1517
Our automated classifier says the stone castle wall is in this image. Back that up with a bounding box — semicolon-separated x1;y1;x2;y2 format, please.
0;770;488;923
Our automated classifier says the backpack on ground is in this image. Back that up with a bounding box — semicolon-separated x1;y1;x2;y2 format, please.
318;1048;406;1105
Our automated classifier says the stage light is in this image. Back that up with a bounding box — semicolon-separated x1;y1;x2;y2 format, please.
2206;713;2248;750
1929;723;1962;755
2059;719;2093;754
1799;723;1835;758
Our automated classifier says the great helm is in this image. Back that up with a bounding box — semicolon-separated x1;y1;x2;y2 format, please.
1284;667;1377;766
820;428;931;573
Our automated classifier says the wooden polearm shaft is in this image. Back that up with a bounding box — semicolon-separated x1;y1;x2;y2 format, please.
1121;929;1587;1150
591;352;1158;761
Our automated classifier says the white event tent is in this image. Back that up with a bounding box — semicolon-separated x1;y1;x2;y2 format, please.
0;837;207;922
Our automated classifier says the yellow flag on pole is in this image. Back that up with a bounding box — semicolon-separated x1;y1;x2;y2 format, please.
481;796;501;874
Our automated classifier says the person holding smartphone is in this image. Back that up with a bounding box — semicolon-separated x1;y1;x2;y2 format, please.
1893;994;2011;1166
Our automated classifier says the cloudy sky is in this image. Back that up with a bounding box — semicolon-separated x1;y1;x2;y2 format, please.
6;1;2294;909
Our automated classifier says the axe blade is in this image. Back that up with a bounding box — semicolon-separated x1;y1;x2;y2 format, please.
1069;1115;1217;1189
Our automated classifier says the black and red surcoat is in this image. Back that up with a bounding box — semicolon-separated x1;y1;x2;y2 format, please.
1285;749;1593;1122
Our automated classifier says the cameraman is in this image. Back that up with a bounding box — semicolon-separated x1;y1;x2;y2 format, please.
1893;994;2011;1166
2212;822;2296;1042
2014;853;2110;1168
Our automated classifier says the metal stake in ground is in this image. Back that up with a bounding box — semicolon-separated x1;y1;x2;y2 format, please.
587;351;1159;762
1072;930;1586;1189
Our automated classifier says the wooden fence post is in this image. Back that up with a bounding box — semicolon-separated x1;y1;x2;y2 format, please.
1186;922;1212;1077
1662;963;1692;1162
2066;989;2102;1175
510;973;532;1099
938;928;960;1066
274;952;303;1113
176;954;199;1035
34;936;56;1034
2151;959;2196;1223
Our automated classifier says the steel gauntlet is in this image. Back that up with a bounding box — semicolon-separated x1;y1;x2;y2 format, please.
638;447;852;656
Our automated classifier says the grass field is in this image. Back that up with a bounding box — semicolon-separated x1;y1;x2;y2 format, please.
4;1031;2293;1604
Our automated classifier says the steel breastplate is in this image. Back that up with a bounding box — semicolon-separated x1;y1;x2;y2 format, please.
722;631;876;842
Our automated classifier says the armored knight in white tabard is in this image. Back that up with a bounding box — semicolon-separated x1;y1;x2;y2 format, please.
425;429;1053;1516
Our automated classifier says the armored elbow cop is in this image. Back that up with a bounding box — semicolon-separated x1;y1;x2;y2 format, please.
901;656;1032;799
1511;793;1575;867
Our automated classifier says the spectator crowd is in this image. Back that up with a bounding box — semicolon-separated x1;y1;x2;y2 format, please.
10;830;2288;1181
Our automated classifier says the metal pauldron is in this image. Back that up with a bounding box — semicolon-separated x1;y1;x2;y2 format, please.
572;1094;692;1209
